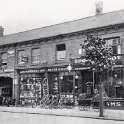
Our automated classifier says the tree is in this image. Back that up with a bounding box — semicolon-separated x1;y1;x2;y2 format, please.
80;34;113;117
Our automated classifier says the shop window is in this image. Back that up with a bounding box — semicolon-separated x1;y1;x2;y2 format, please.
18;50;27;64
56;44;66;60
31;48;40;64
105;68;124;98
49;74;59;95
20;75;42;105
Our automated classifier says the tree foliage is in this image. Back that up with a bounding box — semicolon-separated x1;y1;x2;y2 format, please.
81;34;113;72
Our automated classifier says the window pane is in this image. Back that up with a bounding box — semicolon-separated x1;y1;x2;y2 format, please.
105;39;113;48
32;48;40;64
1;53;7;63
105;37;121;55
56;44;66;60
32;48;40;55
112;46;118;54
18;50;25;64
118;45;121;54
56;44;66;51
57;51;66;60
112;38;120;45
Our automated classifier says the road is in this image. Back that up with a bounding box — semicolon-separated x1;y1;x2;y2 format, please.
0;111;123;124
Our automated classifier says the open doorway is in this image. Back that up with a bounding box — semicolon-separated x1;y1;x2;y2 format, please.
0;77;13;97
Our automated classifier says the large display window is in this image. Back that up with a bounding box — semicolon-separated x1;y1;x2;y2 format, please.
104;68;124;98
48;73;59;95
19;74;42;106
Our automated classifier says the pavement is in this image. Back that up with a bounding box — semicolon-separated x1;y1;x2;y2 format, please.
0;111;123;124
0;106;124;121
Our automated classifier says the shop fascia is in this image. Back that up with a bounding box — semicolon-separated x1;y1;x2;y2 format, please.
20;64;88;74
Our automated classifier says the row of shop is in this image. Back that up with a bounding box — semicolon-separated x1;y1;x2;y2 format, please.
15;64;124;108
0;63;124;108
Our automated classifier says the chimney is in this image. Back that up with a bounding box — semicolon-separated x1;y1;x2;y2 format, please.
0;26;4;37
95;0;103;15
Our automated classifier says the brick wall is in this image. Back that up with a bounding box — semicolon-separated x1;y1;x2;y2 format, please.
14;26;124;67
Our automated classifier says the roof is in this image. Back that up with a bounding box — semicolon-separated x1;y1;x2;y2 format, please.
1;9;124;46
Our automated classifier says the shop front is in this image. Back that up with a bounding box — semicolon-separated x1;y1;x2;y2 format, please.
19;69;46;106
17;66;82;107
72;57;124;109
0;71;14;105
17;64;124;109
103;66;124;109
0;77;13;98
78;66;124;109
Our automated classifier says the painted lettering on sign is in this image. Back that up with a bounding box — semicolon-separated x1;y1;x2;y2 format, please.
106;101;121;107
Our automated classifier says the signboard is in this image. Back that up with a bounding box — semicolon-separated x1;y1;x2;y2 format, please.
20;69;45;74
41;77;50;105
48;67;67;72
105;99;124;108
42;77;49;97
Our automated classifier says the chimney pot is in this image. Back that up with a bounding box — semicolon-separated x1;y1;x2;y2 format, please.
96;0;103;15
0;26;4;37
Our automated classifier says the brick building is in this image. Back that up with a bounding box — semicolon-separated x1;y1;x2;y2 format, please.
0;9;124;107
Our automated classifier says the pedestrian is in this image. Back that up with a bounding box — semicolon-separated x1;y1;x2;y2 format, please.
0;95;3;105
2;97;6;105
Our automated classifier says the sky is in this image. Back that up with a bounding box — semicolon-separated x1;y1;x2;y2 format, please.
0;0;124;35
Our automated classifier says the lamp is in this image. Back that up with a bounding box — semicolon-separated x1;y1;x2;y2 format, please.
114;74;117;78
75;74;78;79
67;64;72;72
60;76;63;80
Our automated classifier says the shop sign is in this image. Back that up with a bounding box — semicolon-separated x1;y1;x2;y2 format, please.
19;66;90;74
75;67;90;70
48;67;67;72
105;100;124;108
20;69;45;74
42;77;49;99
47;66;90;72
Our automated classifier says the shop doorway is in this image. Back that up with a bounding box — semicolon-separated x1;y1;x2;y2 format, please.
0;77;13;97
61;75;73;93
81;70;94;98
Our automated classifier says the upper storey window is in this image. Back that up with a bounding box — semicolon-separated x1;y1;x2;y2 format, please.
18;50;27;64
105;37;121;55
56;44;66;61
1;52;7;65
31;48;40;64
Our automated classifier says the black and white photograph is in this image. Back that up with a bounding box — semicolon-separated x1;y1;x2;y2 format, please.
0;0;124;123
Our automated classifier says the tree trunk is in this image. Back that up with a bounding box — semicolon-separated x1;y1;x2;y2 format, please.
99;75;104;117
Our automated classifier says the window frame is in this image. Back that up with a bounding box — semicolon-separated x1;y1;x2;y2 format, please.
31;47;41;64
1;52;8;63
104;37;121;55
56;43;66;61
17;49;26;65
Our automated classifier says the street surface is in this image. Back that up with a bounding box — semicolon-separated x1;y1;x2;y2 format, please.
0;111;123;124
